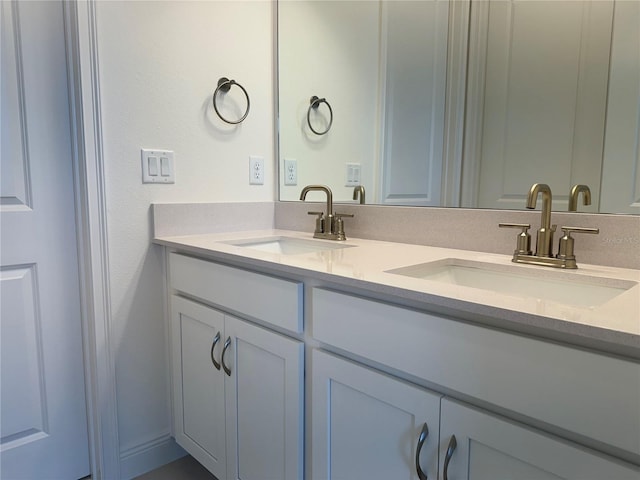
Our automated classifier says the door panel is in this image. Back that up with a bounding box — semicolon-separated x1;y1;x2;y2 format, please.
311;349;441;480
600;0;640;214
439;398;640;480
181;311;225;464
171;297;226;480
467;441;562;479
0;265;47;445
380;0;449;206
1;0;30;209
0;1;90;478
225;315;304;480
469;0;612;210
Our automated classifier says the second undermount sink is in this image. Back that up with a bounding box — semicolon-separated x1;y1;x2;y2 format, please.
385;258;636;308
223;236;355;255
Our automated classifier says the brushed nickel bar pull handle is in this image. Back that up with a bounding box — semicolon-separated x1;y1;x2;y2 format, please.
210;331;221;371
443;435;457;480
415;422;429;480
221;336;232;376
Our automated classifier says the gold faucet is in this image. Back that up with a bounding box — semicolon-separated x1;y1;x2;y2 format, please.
526;183;555;257
352;185;366;204
300;185;353;240
499;183;598;268
568;184;591;211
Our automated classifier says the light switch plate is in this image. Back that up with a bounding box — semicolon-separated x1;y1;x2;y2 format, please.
142;149;174;183
345;163;361;186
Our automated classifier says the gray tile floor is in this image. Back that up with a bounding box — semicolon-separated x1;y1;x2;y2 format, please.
134;455;217;480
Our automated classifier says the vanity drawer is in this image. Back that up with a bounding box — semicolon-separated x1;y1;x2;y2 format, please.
311;287;640;457
170;253;303;333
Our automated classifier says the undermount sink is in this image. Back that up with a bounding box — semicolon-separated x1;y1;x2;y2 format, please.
385;258;636;308
223;236;355;255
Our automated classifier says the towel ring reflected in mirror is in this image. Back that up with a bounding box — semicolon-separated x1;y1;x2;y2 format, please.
213;77;250;124
307;95;333;135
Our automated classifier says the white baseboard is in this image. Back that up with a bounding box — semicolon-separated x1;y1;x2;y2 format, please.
119;433;186;480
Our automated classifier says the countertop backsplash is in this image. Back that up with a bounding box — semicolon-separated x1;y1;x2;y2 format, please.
152;202;640;269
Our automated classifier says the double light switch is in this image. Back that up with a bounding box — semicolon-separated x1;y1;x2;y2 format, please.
142;149;175;183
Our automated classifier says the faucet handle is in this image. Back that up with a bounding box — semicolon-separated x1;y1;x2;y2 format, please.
560;226;599;235
499;223;532;255
498;222;530;230
307;211;325;234
334;213;354;241
557;226;599;263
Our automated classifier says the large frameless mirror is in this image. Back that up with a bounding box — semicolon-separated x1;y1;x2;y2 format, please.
277;0;639;214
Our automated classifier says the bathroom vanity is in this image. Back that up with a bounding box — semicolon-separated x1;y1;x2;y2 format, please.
155;229;640;479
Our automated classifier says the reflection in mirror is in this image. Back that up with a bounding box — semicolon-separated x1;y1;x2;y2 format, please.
277;0;640;214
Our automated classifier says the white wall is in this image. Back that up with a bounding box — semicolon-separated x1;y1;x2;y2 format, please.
95;1;274;475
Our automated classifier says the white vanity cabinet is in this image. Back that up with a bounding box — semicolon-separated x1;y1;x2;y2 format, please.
162;247;639;479
310;348;640;480
439;398;640;480
168;254;304;480
311;349;441;480
311;287;640;478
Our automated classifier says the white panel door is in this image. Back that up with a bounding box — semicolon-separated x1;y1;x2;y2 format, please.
311;349;442;480
224;315;304;480
439;398;640;480
171;297;227;479
600;0;640;214
380;0;449;205
468;0;613;210
0;1;90;478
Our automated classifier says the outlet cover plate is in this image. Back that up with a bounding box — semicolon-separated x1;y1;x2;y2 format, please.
250;156;265;185
284;158;297;186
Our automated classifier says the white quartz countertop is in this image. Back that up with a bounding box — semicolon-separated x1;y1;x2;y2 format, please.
154;229;640;357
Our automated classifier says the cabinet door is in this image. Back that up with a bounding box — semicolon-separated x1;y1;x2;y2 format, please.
171;296;227;479
224;315;304;480
439;398;640;480
311;349;442;480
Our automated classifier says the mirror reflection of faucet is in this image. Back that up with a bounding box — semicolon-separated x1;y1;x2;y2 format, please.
499;183;598;269
352;185;366;204
568;184;591;211
300;185;354;240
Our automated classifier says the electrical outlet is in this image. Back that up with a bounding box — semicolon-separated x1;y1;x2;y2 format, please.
284;158;297;186
345;163;361;186
249;156;264;185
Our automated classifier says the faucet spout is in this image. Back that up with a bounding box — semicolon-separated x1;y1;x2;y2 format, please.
527;183;555;257
352;185;365;204
568;184;591;211
526;183;552;227
300;185;334;234
300;184;333;216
